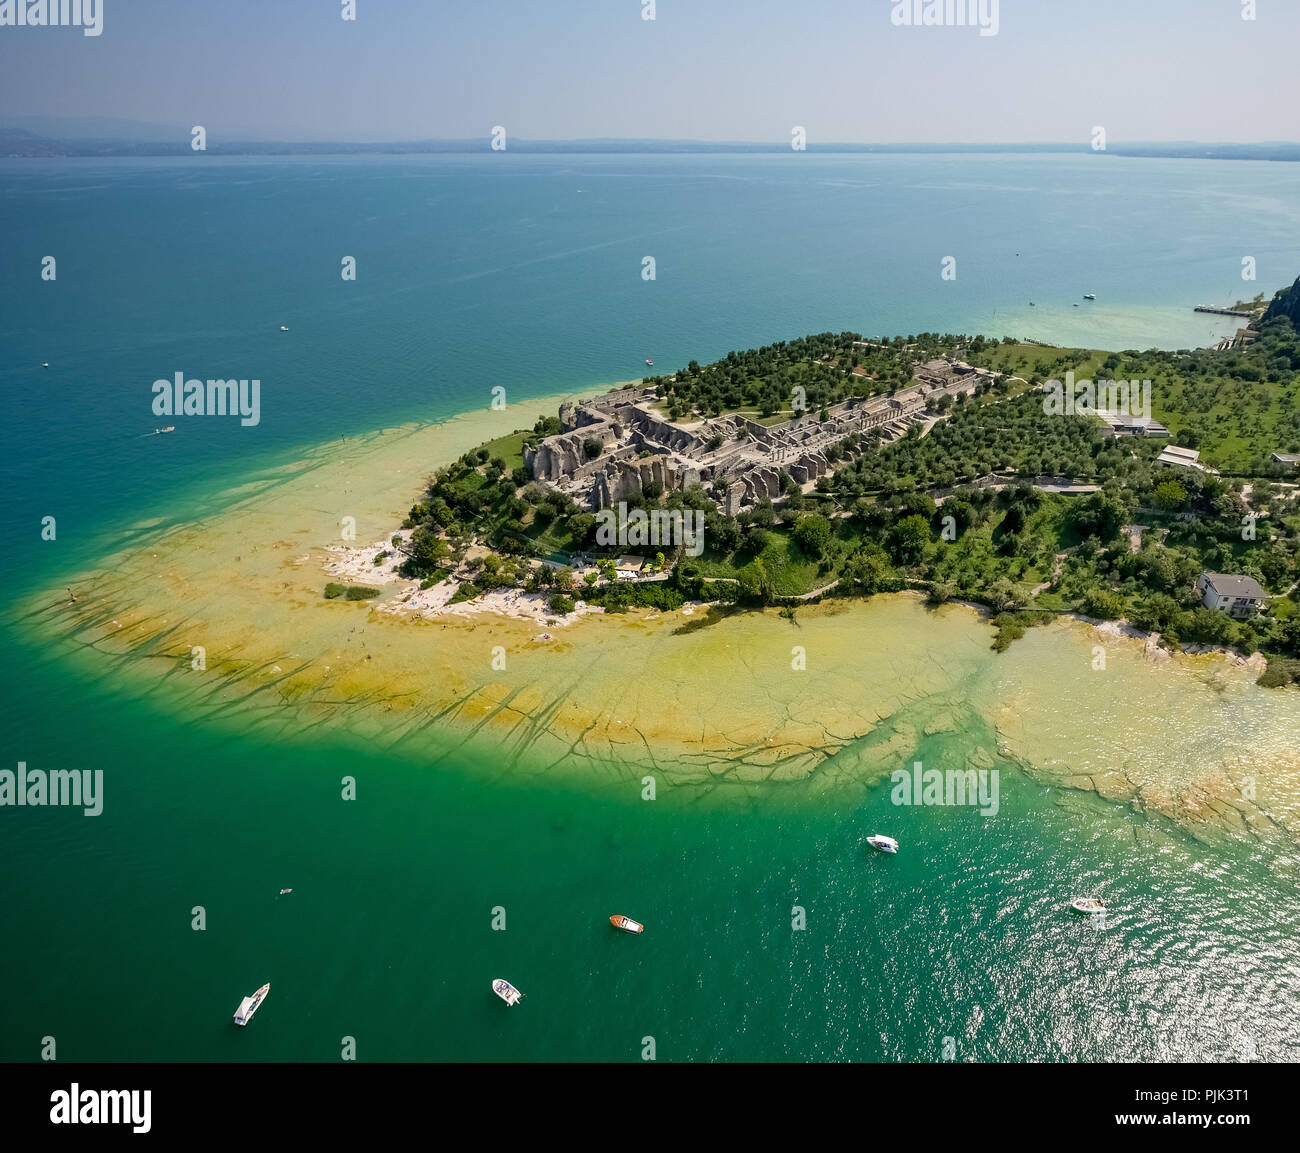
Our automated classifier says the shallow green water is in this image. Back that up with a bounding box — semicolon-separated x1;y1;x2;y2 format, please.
3;625;1297;1062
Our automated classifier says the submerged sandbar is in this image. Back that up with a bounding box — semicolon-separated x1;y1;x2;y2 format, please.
21;390;1300;843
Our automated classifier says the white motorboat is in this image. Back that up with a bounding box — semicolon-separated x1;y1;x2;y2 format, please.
233;983;270;1026
1070;897;1107;915
492;978;524;1006
866;834;899;854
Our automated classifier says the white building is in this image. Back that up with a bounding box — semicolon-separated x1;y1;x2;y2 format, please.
615;555;645;579
1195;572;1268;617
1157;445;1218;474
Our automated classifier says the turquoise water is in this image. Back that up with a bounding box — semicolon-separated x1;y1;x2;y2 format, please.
5;665;1296;1062
3;154;1300;1061
5;152;1299;574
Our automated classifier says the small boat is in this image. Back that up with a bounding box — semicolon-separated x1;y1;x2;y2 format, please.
233;983;270;1026
492;978;524;1006
1071;897;1107;915
41;362;50;368
866;834;898;854
645;358;653;366
154;426;175;435
279;888;292;895
1083;293;1096;301
279;325;289;332
610;914;644;934
1029;301;1036;307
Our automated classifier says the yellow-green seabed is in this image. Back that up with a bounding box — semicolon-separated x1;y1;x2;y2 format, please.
21;392;1300;844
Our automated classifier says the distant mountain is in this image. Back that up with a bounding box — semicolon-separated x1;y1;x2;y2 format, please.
0;115;192;142
0;128;66;157
1;126;1298;161
1264;276;1300;328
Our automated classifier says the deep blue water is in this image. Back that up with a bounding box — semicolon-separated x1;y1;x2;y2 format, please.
4;152;1300;577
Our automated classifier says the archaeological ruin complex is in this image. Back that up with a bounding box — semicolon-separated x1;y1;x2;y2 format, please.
523;359;992;515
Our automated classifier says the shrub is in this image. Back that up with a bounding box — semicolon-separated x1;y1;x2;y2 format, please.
1080;587;1126;620
926;582;954;606
1258;658;1300;688
325;583;381;601
793;513;833;558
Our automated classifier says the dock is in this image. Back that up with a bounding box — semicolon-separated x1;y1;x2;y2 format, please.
1194;306;1254;318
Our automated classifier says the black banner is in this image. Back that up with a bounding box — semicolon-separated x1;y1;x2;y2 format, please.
1;1060;1288;1139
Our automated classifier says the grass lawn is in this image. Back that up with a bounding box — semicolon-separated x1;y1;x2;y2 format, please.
692;528;830;596
479;430;528;471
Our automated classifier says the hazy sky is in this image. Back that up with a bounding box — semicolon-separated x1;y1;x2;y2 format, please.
1;0;1297;143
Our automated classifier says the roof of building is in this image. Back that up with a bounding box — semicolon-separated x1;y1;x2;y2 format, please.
1101;413;1170;437
1272;452;1300;463
1201;573;1268;600
1156;445;1218;472
615;555;645;570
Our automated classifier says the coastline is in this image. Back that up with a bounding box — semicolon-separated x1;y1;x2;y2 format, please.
16;382;1300;846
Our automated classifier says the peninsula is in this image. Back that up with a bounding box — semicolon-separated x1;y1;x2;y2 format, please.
369;280;1300;685
26;278;1300;843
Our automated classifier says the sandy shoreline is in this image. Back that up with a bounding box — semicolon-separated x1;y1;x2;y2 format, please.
318;530;607;627
18;385;1300;841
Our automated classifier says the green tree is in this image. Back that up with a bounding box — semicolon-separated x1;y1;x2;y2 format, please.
740;557;774;603
888;515;932;566
401;526;451;578
1080;586;1126;620
1153;478;1188;511
988;577;1026;611
793;514;833;558
1067;492;1127;541
840;544;896;595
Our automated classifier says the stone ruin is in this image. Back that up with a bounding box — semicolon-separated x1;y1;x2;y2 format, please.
523;361;983;515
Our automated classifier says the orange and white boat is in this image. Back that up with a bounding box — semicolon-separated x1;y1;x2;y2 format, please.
609;914;644;934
